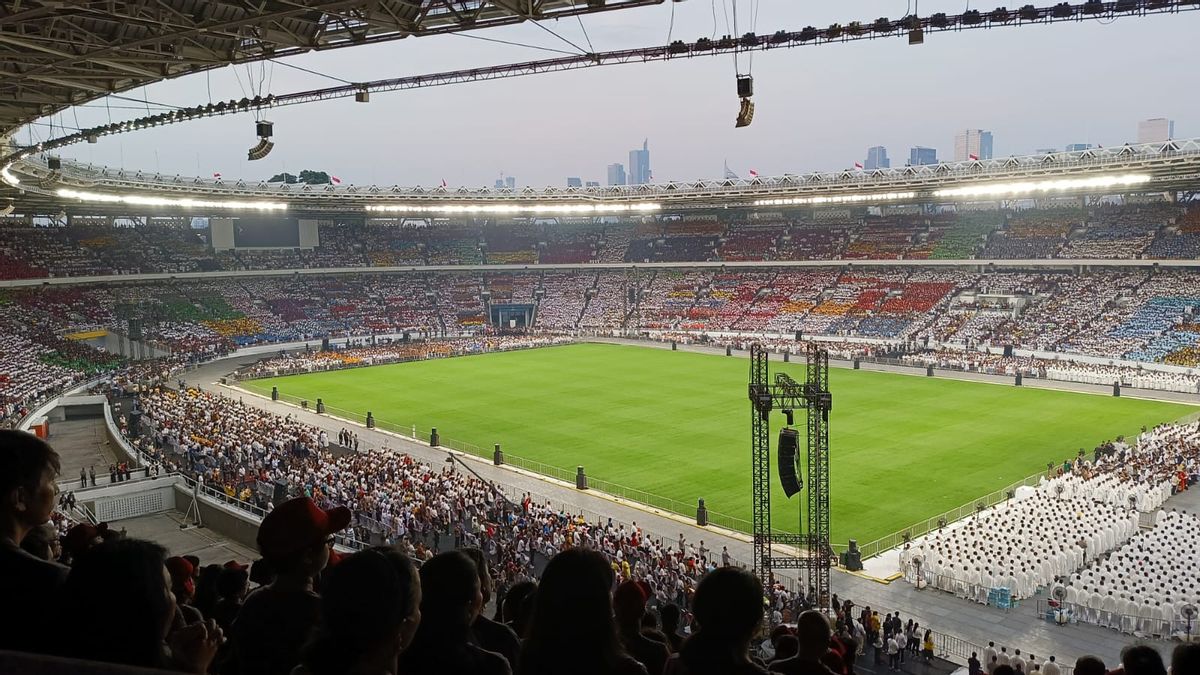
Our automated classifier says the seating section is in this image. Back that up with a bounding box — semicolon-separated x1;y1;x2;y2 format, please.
4;204;1200;279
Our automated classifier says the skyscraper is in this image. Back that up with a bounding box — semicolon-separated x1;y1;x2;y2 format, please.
505;176;516;190
566;177;582;188
628;139;651;185
909;147;938;166
954;129;993;161
494;178;504;189
607;163;626;186
1137;118;1174;144
864;146;890;170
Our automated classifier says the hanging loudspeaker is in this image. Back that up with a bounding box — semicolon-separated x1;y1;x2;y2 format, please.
778;427;803;498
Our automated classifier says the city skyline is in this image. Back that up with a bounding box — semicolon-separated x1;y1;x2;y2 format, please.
49;1;1200;186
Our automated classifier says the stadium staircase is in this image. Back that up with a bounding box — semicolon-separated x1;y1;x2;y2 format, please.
574;272;599;328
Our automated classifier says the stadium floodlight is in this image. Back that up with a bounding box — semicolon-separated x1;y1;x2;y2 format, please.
932;173;1152;198
0;201;13;216
364;202;662;215
754;191;916;207
56;188;288;211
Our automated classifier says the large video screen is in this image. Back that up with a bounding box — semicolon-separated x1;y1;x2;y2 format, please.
232;216;300;247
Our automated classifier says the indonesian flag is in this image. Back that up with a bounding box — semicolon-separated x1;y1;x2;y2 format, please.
212;172;222;179
968;153;979;161
748;169;759;178
440;179;448;188
853;162;864;170
331;176;342;185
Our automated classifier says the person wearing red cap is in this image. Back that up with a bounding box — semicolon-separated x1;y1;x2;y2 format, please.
60;521;107;565
211;561;250;632
228;496;351;675
615;580;670;675
0;430;66;654
167;555;205;628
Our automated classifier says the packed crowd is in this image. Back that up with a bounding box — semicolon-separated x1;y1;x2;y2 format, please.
2;203;1198;280
233;335;575;380
904;422;1199;618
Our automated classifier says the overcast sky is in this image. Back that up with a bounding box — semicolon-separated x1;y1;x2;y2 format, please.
39;1;1200;187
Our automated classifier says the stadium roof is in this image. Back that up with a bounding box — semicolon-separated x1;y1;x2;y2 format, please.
0;0;664;136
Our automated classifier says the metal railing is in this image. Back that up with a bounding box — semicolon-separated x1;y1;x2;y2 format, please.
854;470;1049;560
1033;599;1194;642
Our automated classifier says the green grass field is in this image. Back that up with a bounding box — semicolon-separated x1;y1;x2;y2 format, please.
245;343;1195;543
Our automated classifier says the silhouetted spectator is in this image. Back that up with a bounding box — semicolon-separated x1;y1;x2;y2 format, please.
667;566;768;675
19;522;60;562
400;550;510;675
211;561;250;632
297;547;421;675
519;548;646;675
501;580;537;640
1170;644;1199;675
614;580;670;675
167;555;205;627
659;603;686;654
769;611;837;675
1121;645;1166;675
59;537;221;673
463;547;522;670
228;496;350;675
0;430;66;653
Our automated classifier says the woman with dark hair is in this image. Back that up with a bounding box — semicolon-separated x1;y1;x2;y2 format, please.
666;566;768;675
518;548;646;675
501;580;537;640
212;563;251;632
58;537;221;674
400;550;510;675
296;547;422;675
191;564;224;619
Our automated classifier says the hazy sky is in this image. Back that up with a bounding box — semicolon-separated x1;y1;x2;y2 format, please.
38;1;1200;187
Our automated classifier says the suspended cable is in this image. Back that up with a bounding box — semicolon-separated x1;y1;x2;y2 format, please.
269;58;355;85
577;15;596;54
667;1;676;44
526;18;591;56
448;31;579;56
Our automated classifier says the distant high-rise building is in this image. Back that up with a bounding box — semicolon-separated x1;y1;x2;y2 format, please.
864;146;890;170
1065;143;1093;152
954;129;993;161
909;146;938;166
628;139;651;185
494;178;504;189
585;180;600;188
567;177;583;188
607;163;627;186
505;176;516;190
1137;118;1174;144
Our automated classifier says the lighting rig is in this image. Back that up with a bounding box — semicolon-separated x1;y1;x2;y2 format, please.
4;0;1197;169
748;343;833;604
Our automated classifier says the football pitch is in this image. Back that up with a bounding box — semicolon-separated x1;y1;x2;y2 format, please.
243;343;1194;544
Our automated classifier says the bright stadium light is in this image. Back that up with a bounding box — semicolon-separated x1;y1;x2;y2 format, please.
754;192;916;207
364;202;662;215
933;173;1152;198
56;188;288;211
